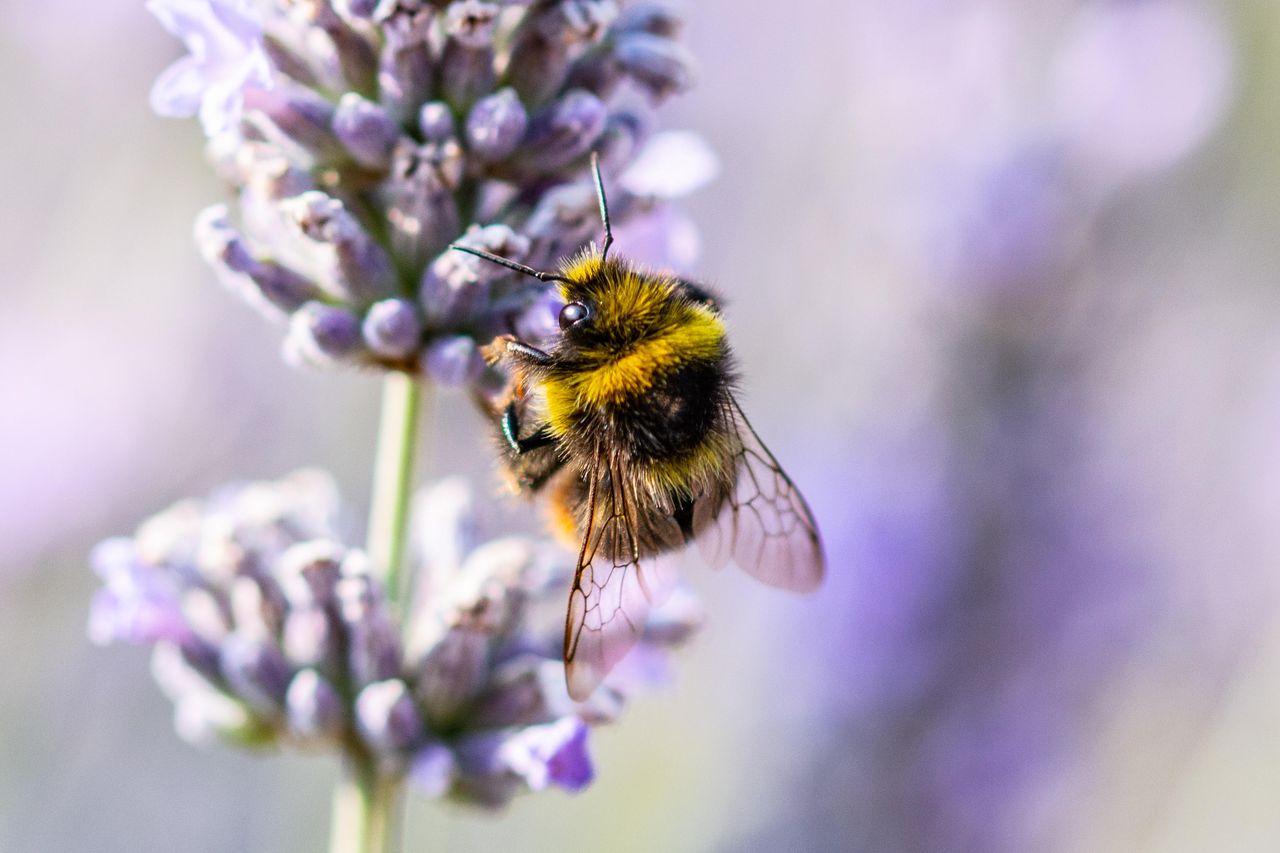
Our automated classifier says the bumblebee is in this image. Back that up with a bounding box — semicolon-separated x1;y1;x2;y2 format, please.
453;156;824;699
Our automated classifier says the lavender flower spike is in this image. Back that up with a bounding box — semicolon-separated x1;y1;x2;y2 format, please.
149;0;712;376
90;472;701;809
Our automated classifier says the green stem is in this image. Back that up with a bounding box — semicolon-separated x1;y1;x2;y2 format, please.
329;371;423;853
366;370;423;605
328;753;397;853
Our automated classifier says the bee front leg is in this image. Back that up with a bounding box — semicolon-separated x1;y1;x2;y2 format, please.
506;340;554;366
502;401;556;454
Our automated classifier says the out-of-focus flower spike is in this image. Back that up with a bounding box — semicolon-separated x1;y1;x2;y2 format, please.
363;298;425;360
286;668;346;738
175;690;275;747
440;2;500;110
377;6;436;126
282;192;397;304
413;625;491;726
356;679;425;754
464;87;529;162
516;88;608;173
333;93;399;169
286;302;368;367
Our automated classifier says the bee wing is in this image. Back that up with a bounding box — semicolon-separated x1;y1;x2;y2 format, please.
563;447;682;701
694;399;826;592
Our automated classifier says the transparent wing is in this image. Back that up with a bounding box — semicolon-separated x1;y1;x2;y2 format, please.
563;447;681;701
695;399;825;592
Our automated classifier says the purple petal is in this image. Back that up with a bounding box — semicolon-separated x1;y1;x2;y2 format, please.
498;717;594;792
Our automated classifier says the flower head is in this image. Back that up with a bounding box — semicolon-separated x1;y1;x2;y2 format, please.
148;0;712;380
89;471;698;808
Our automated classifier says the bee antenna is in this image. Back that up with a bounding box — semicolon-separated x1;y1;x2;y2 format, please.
449;244;568;284
590;151;614;262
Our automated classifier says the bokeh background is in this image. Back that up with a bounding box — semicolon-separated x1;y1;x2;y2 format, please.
5;0;1280;850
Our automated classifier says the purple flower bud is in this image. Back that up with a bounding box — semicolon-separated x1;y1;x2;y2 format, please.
384;139;464;273
194;205;321;316
242;85;343;165
440;2;499;109
498;717;594;792
286;669;345;738
356;679;424;752
505;0;618;106
277;541;345;607
337;574;403;687
409;743;456;796
613;32;694;102
337;0;377;17
414;626;490;725
334;93;399;169
219;633;292;712
173;690;273;747
520;89;608;173
378;7;434;125
286;302;367;367
282;192;396;304
362;298;424;360
423;335;482;386
283;604;340;671
614;3;683;38
465;88;529;162
418;102;457;144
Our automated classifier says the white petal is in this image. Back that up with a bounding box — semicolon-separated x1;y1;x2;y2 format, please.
620;130;720;199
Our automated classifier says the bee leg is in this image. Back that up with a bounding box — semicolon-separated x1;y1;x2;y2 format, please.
506;340;554;366
502;401;556;454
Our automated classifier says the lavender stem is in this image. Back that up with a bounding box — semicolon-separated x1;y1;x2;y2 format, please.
329;751;397;853
367;370;423;606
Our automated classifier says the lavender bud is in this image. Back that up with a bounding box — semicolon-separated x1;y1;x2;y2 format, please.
194;205;320;315
356;679;424;753
465;88;529;162
414;626;490;725
421;223;529;326
614;32;694;102
287;302;367;366
378;7;435;126
505;0;618;106
423;335;482;387
282;191;396;303
242;85;343;165
308;3;379;95
181;588;231;647
337;574;403;687
174;691;273;748
362;298;424;360
385;140;463;273
283;604;340;671
228;575;283;643
286;668;345;738
219;633;292;713
614;3;683;37
440;2;499;109
418;102;457;144
409;744;456;796
334;93;399;169
277;541;345;607
336;0;378;17
519;89;607;173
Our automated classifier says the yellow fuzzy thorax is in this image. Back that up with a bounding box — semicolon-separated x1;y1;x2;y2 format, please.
543;254;726;434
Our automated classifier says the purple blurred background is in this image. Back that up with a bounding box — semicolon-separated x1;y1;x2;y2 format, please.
6;0;1280;850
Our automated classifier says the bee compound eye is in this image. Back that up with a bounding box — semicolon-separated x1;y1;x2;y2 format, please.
558;301;590;330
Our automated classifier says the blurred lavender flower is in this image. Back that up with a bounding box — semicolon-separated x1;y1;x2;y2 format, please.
89;471;698;808
147;0;711;380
